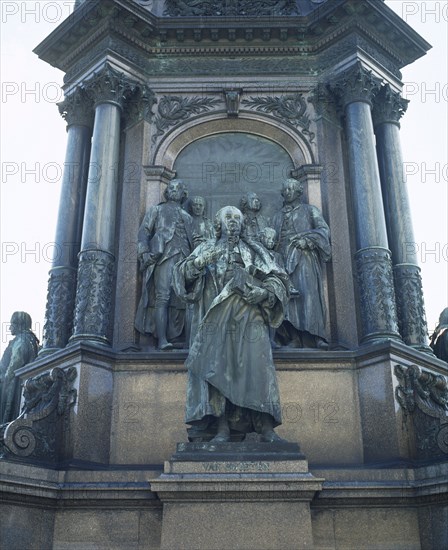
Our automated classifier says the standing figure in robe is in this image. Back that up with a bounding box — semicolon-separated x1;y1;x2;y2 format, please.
430;307;448;362
135;179;193;350
0;312;39;425
173;206;289;442
239;192;268;241
273;178;331;349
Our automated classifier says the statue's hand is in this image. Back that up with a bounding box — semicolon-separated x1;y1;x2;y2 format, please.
140;252;158;270
291;236;314;250
194;248;219;269
245;286;268;304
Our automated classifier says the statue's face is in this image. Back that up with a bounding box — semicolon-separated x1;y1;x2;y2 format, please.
166;181;184;202
220;207;243;236
282;181;300;203
191;197;205;217
246;193;261;212
261;232;276;250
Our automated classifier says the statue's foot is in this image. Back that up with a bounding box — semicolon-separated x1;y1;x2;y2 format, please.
260;430;287;443
316;338;328;350
210;432;231;443
159;341;174;351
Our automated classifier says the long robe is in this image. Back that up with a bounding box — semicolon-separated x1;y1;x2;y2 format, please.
173;238;289;437
273;203;331;342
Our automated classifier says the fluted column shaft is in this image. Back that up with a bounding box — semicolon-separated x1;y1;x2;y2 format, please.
330;64;400;344
373;85;430;350
42;89;93;352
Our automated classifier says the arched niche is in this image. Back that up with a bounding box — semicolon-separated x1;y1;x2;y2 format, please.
153;116;313;220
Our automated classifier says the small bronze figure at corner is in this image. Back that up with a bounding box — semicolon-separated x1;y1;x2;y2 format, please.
0;312;39;425
430;307;448;362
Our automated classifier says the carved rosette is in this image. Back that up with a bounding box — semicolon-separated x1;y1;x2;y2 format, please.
242;93;314;141
58;87;94;128
329;62;382;108
152;96;222;143
355;247;400;342
164;0;299;17
393;264;430;350
372;85;409;127
0;367;77;461
71;250;115;344
42;267;77;350
394;364;448;458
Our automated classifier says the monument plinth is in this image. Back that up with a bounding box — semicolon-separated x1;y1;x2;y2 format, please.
1;0;447;549
152;442;322;550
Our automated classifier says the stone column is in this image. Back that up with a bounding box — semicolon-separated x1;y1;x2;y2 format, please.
373;85;430;351
330;63;400;344
41;88;93;353
70;64;138;346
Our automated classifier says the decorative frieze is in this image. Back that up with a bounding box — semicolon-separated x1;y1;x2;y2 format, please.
355;247;400;342
43;267;77;350
373;84;409;127
242;92;314;141
72;249;115;344
164;0;299;17
0;367;77;462
395;364;448;457
152;95;222;142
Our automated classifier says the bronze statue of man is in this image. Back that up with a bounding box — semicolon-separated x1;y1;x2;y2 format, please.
430;307;448;362
239;191;268;241
135;179;193;350
273;178;331;349
186;195;214;249
173;206;289;443
0;312;39;425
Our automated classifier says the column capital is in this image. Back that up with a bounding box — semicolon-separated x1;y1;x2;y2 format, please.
328;63;382;108
372;85;409;127
308;83;341;122
58;87;94;128
123;85;157;129
82;63;139;109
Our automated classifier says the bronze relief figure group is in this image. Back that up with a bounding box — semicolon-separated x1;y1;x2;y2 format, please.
134;176;330;442
135;177;331;353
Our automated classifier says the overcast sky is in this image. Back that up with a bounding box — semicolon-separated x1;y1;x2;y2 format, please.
0;0;447;353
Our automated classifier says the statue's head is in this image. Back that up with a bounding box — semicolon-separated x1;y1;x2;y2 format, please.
214;206;244;238
10;311;32;335
240;192;261;213
260;227;277;250
189;195;206;217
281;178;304;203
164;179;188;203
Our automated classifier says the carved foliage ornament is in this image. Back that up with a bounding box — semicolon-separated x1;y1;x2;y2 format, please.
164;0;299;17
72;250;115;342
0;367;77;460
153;96;221;142
58;87;94;128
373;84;409;126
242;93;314;141
82;63;139;108
43;267;77;349
393;265;428;347
395;364;448;456
355;247;399;339
329;62;382;107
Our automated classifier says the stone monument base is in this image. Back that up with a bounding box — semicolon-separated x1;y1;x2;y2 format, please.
151;442;323;550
